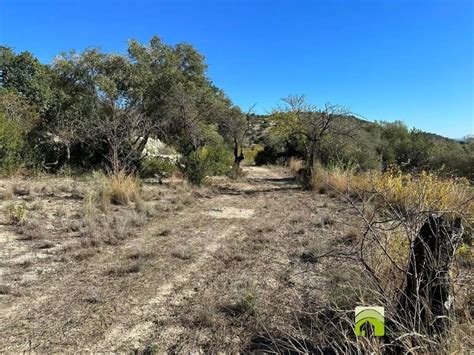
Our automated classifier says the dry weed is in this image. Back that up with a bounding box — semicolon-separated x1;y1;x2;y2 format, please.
288;157;304;176
91;170;142;211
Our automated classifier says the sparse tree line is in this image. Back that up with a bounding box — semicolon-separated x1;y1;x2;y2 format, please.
254;95;473;180
0;38;472;183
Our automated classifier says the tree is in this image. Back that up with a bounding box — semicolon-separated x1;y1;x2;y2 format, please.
218;104;256;167
0;47;52;111
46;49;154;173
271;94;354;173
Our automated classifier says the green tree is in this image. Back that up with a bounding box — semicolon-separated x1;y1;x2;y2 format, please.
0;47;52;111
45;48;151;172
271;94;355;173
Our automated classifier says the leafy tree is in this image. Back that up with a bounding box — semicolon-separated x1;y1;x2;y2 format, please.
271;94;355;173
44;49;152;172
0;47;52;111
127;37;226;144
217;105;256;167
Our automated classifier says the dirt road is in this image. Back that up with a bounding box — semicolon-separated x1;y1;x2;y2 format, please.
0;166;355;352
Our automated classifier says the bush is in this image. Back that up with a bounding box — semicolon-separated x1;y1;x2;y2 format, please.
287;157;304;175
0;114;26;174
92;170;142;210
6;202;27;224
312;163;472;218
369;168;472;217
139;156;177;179
183;145;234;185
310;161;359;194
243;145;264;165
254;145;280;165
0;91;40;174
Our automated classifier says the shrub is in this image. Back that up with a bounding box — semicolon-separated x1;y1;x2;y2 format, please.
6;202;27;224
310;161;358;194
0;114;26;174
312;164;472;218
182;150;207;185
369;168;472;216
288;157;304;175
0;92;40;174
243;145;264;165
182;145;234;185
91;170;142;210
139;156;177;179
254;145;280;165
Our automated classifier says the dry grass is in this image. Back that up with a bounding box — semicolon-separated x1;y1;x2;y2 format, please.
287;157;304;175
94;170;142;210
369;168;472;216
312;164;472;217
17;217;47;240
0;166;471;353
108;252;154;277
0;185;14;200
311;162;356;194
5;202;27;225
171;247;194;260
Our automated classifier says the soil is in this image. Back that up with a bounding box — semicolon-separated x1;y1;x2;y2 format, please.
0;166;360;352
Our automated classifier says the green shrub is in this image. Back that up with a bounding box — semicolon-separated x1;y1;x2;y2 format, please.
243;145;264;165
0;114;26;174
183;145;233;185
0;91;40;175
254;145;280;165
139;156;177;178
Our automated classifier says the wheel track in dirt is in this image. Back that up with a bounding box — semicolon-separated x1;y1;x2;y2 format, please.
0;166;301;352
93;224;240;351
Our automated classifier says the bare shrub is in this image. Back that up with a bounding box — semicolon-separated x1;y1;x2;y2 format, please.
108;258;147;276
339;171;471;351
17;218;47;240
279;166;474;353
12;183;30;196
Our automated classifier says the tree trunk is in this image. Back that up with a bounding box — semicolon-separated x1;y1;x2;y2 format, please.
234;139;244;166
399;215;463;334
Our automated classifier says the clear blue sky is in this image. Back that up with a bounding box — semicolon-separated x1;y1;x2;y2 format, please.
1;0;473;138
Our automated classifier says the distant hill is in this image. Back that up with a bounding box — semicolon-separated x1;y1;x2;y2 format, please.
247;113;461;145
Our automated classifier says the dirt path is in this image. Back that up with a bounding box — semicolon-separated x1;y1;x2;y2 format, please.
0;166;355;352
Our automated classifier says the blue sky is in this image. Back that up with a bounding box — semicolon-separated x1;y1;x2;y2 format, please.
1;0;472;138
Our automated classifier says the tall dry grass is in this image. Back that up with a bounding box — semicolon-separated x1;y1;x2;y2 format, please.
90;170;142;211
306;162;473;353
312;163;472;218
287;157;304;175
